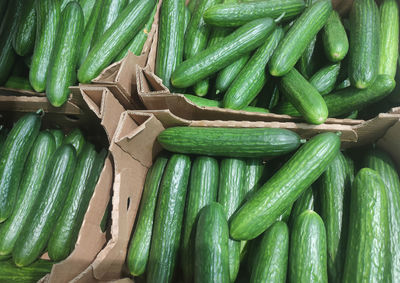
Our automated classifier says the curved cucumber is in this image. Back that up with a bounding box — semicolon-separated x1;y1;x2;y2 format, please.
63;128;85;156
309;63;341;96
322;11;349;62
12;0;36;56
216;53;250;95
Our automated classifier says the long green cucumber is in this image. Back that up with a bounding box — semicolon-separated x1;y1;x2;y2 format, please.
322;11;349;62
4;76;33;91
63;128;85;156
79;0;96;28
309;63;341;96
48;129;64;148
288;186;315;228
0;259;53;283
215;53;250;95
12;0;36;56
243;158;265;200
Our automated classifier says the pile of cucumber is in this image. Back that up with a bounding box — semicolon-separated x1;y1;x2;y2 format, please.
156;0;399;124
126;126;400;283
0;0;157;107
0;111;107;269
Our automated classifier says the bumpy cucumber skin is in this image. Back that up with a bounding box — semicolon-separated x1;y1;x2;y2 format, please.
309;63;341;96
322;11;349;62
12;1;36;56
63;128;86;156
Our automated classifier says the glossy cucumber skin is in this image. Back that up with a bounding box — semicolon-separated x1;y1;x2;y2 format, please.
48;129;64;148
0;112;41;223
215;53;250;94
155;0;185;90
230;132;340;240
349;0;380;89
322;11;349;62
181;156;219;283
288;186;315;228
195;203;230;283
243;158;265;200
13;144;77;267
63;128;85;156
269;0;332;77
343;168;390;283
4;76;33;91
158;127;302;158
289;210;328;283
12;0;36;56
171;18;276;88
147;154;191;283
309;63;341;96
79;0;96;28
46;2;83;107
0;132;56;256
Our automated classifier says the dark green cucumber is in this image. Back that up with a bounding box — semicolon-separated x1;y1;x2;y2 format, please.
378;0;399;78
48;129;64;148
289;210;328;283
63;128;85;156
297;36;317;79
230;132;340;240
0;132;56;256
10;57;28;77
29;0;60;92
78;0;155;83
0;112;41;223
269;0;332;77
0;259;53;283
203;0;305;27
215;53;250;95
155;0;185;90
147;154;191;283
280;68;328;124
158;127;302;158
322;11;349;62
184;5;190;33
223;27;283;110
218;158;245;282
12;0;36;56
4;76;33;91
181;156;219;283
309;63;341;96
343;168;390;283
195;202;229;283
127;155;168;277
171;18;276;88
365;149;400;281
288;186;315;228
47;143;97;261
46;2;83;107
243;158;266;199
13;144;77;267
349;0;380;89
79;0;96;28
250;221;289;283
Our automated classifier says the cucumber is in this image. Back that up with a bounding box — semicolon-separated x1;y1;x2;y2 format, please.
342;168;390;283
47;143;97;261
188;0;197;13
0;112;41;223
48;129;64;148
218;158;245;282
297;36;318;79
203;0;305;27
322;11;349;62
243;158;265;199
12;0;36;56
158;127;302;158
46;1;83;107
184;6;190;33
215;53;250;95
269;0;332;77
193;80;209;97
171;18;276;88
78;0;155;83
0;132;56;256
127;155;168;276
147;154;191;283
79;0;96;28
0;259;53;283
230;132;340;240
181;156;218;283
155;0;185;90
223;27;283;110
335;77;351;90
288;186;315;228
60;0;74;10
365;149;400;282
4;76;33;91
378;0;399;78
63;128;85;156
0;254;10;261
250;221;289;283
280;68;328;125
349;0;380;89
13;144;77;267
195;202;229;283
289;210;328;283
29;0;60;92
309;63;341;96
243;106;270;113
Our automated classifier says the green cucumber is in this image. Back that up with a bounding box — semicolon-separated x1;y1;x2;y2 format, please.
12;0;36;56
335;77;351;90
79;0;96;28
193;80;209;97
277;205;293;223
288;186;315;228
188;0;197;13
0;259;53;283
250;221;289;283
203;0;305;27
0;132;56;256
243;158;266;199
78;0;155;83
243;106;269;113
342;168;390;283
60;0;74;10
13;144;77;267
309;63;341;96
171;18;276;88
297;36;318;79
223;27;283;110
0;127;8;150
230;132;340;240
181;156;219;283
184;6;190;33
195;202;229;283
127;155;168;276
289;210;328;283
0;112;41;223
4;76;33;91
29;0;60;92
158;127;302;158
215;53;250;95
46;1;83;107
349;0;380;89
147;154;191;283
322;11;349;62
48;129;64;148
63;128;85;156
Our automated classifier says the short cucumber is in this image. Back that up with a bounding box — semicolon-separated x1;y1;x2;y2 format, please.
215;53;250;95
12;0;36;56
243;158;265;200
288;186;315;228
63;128;85;156
322;11;349;62
4;76;33;91
79;0;96;28
48;129;64;148
193;80;209;97
309;63;341;96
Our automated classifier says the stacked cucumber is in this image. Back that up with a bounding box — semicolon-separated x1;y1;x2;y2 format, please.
0;0;157;107
156;0;399;124
0;112;107;270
